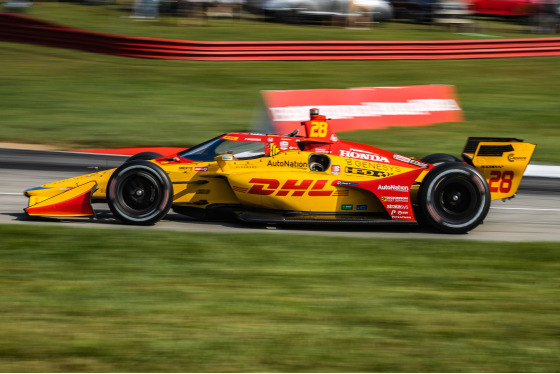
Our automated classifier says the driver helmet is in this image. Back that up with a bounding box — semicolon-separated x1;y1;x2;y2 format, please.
310;108;320;116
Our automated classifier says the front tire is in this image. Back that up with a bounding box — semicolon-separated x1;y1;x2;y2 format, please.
126;152;164;163
107;160;173;225
418;163;490;234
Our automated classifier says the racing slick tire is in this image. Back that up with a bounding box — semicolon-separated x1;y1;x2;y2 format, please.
126;152;164;163
417;163;490;234
421;153;462;165
107;160;173;225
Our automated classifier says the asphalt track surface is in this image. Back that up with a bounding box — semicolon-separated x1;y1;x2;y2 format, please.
1;148;559;242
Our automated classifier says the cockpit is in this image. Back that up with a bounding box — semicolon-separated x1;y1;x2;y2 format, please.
178;136;266;162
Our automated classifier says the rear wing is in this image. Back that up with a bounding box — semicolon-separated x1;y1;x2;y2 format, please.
462;137;536;200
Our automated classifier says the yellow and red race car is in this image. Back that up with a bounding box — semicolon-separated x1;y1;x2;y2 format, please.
24;109;536;234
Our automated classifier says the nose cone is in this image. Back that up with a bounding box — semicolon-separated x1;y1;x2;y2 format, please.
24;186;51;196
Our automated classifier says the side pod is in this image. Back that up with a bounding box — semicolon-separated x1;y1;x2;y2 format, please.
25;181;97;217
462;137;536;200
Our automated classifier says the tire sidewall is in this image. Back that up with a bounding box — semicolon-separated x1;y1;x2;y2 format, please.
108;160;173;225
419;163;490;234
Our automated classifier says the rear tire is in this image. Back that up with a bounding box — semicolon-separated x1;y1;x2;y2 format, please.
107;160;173;225
418;163;490;234
421;153;462;165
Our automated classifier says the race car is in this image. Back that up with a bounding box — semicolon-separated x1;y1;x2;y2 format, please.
23;109;536;234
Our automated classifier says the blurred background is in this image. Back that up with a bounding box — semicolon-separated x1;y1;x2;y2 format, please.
3;0;559;34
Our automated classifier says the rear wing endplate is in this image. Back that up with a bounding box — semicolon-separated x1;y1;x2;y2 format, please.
462;137;536;200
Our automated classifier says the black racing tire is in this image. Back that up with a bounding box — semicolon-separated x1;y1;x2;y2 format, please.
107;160;173;225
418;163;490;234
126;152;164;163
421;153;462;165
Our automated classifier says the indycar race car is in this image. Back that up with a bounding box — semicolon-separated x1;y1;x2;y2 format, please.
24;109;536;234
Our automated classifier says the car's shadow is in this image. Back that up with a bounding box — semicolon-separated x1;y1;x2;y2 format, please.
8;209;435;235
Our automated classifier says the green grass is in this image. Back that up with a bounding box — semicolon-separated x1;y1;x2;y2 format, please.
1;3;560;163
0;224;559;372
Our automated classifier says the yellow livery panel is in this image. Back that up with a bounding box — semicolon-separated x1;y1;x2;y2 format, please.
463;138;536;200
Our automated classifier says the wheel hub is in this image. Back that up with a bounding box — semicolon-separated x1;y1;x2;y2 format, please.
440;181;474;215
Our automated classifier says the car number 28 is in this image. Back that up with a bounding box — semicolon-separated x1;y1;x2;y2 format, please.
489;170;514;193
309;121;328;137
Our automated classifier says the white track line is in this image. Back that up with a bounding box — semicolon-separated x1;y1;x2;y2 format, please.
491;207;560;212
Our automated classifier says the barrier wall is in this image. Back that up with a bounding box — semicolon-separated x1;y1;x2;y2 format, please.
2;13;560;60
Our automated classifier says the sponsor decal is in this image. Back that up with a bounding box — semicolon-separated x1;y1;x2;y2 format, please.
268;143;280;157
267;160;308;168
244;137;264;142
390;211;412;220
194;167;208;172
336;181;359;186
236;164;257;169
393;154;429;168
345;166;387;178
279;141;289;150
508;154;527;162
267;137;274;142
341;204;353;210
247;178;333;197
220;155;234;161
356;204;368;211
386;204;408;209
480;165;504;169
393;154;411;163
382;196;409;203
378;185;409;192
340;150;390;163
409;159;429;168
331;165;341;175
346;159;402;174
233;186;249;193
333;190;349;197
222;136;238;141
